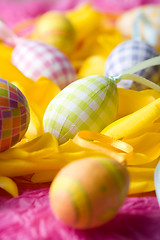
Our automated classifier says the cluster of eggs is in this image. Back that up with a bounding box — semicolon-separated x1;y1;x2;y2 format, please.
1;7;160;230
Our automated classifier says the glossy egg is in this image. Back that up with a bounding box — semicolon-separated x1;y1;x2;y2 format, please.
11;39;76;89
104;40;160;90
0;78;30;151
49;156;129;229
43;75;118;144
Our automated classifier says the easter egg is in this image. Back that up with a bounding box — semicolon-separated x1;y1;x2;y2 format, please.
104;40;160;90
0;78;30;151
49;156;129;229
32;12;75;56
116;5;160;50
43;75;118;144
11;40;76;89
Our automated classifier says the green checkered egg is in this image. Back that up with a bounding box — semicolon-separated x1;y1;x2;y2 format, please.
43;75;118;144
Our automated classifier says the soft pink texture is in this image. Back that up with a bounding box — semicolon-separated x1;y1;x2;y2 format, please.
0;188;160;240
0;0;87;27
91;0;160;13
1;0;160;28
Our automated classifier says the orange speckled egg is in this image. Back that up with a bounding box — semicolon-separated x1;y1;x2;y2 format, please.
49;156;129;229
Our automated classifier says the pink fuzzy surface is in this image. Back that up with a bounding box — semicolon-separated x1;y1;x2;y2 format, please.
1;0;160;28
0;187;160;240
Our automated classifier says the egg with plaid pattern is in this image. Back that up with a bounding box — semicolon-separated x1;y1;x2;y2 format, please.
43;75;118;144
0;78;30;151
11;40;76;89
104;40;160;90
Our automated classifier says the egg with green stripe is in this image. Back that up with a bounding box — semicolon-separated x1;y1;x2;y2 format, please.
49;156;129;229
43;75;118;144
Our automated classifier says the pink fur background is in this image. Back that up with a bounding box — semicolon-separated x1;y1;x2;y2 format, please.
0;187;160;240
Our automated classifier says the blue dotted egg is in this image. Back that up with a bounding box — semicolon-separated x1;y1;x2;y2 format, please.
104;40;160;90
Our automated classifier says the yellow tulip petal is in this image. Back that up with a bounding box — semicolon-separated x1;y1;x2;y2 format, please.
31;170;59;183
33;77;61;113
101;98;160;139
25;103;43;140
0;176;18;197
127;153;154;166
129;181;155;195
124;132;160;160
18;132;58;152
0;58;33;85
117;88;155;118
59;139;87;152
128;166;155;195
0;43;13;60
78;55;106;78
66;4;101;42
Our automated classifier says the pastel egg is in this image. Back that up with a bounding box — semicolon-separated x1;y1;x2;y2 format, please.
116;5;160;49
31;12;75;56
11;40;76;89
43;75;118;144
104;40;160;90
0;78;30;151
49;156;129;229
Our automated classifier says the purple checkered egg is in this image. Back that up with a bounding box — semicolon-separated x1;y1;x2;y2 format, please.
104;40;160;90
0;78;30;152
11;40;76;89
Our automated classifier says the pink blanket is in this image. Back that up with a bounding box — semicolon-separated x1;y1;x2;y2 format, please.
1;0;160;27
0;188;160;240
0;0;160;239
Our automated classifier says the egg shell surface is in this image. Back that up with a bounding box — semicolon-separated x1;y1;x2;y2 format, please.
11;40;76;89
104;40;160;90
49;156;129;229
43;75;118;144
32;12;75;56
116;5;160;49
0;78;30;151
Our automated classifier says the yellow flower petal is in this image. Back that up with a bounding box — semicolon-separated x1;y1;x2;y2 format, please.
101;98;160;139
31;170;59;183
66;4;101;42
124;132;160;160
0;176;18;197
78;55;106;78
0;43;13;61
117;88;156;119
127;167;155;194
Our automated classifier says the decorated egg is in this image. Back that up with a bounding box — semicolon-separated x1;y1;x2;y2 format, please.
43;75;118;144
116;5;160;50
31;12;75;56
104;40;160;90
11;40;76;89
0;78;30;151
49;156;129;229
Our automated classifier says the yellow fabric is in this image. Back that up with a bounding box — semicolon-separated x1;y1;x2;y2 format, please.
0;176;18;197
0;43;13;60
0;131;132;193
101;95;160;194
0;58;60;141
1;87;160;196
